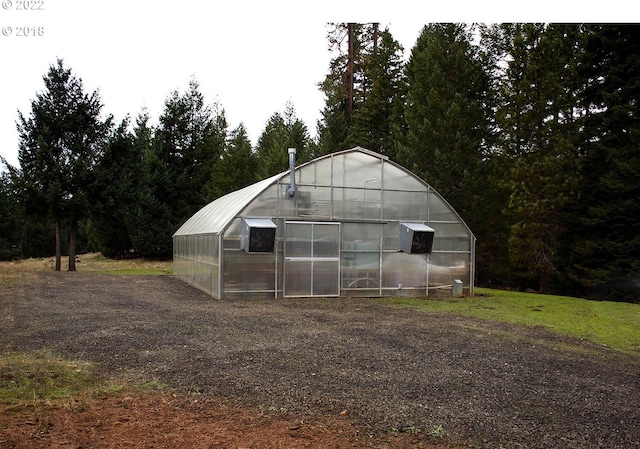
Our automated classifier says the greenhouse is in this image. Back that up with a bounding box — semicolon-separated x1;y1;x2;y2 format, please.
173;147;475;299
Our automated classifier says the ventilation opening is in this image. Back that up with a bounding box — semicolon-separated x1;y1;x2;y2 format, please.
241;218;277;253
399;223;435;254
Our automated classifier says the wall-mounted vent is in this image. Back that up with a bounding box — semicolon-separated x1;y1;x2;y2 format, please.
399;223;435;254
241;218;277;253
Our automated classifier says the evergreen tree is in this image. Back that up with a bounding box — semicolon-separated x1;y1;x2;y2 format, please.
347;27;406;159
206;123;258;199
562;25;640;301
154;78;225;224
487;24;583;292
1;160;56;258
316;104;348;156
128;149;174;258
126;110;175;258
88;117;138;257
283;102;312;164
0;168;23;260
131;79;228;258
317;23;383;155
16;59;112;270
397;24;492;235
255;102;311;178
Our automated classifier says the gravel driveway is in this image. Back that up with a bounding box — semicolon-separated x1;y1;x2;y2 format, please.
2;272;639;448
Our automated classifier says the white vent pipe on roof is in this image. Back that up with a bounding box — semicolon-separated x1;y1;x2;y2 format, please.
287;147;297;198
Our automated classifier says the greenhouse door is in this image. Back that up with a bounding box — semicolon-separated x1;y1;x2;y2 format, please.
284;222;340;297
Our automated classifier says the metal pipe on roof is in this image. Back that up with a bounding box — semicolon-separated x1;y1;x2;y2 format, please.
287;147;297;198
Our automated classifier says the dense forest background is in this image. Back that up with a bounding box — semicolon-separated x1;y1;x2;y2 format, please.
1;23;639;302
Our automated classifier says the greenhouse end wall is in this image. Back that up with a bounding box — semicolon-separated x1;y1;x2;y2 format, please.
173;234;221;297
172;147;475;299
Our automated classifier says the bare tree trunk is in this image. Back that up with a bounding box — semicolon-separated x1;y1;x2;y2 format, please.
540;268;548;294
347;22;354;118
68;221;77;271
372;22;379;57
55;220;61;271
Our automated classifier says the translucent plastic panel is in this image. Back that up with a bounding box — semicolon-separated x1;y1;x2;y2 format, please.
313;223;340;257
223;218;242;249
332;187;362;220
241;185;278;218
428;191;457;222
332;187;381;220
429;252;470;286
173;233;220;296
341;223;380;290
382;162;428;192
342;222;381;249
281;186;332;219
429;221;470;238
284;222;339;258
196;235;203;262
381;252;428;289
223;250;276;292
313;261;339;295
361;188;382;221
298;157;333;187
173;256;185;278
342;252;380;289
333;153;382;188
189;236;195;261
285;261;312;296
210;235;219;265
202;235;209;263
211;262;219;297
285;224;311;257
193;261;210;294
433;237;471;253
226;218;243;236
382;190;429;221
224;291;278;300
192;235;199;261
382;222;401;251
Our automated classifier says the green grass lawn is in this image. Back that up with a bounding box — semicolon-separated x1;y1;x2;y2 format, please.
0;351;99;403
387;288;640;355
0;252;173;277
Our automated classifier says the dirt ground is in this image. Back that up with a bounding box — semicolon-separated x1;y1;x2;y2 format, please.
1;272;639;449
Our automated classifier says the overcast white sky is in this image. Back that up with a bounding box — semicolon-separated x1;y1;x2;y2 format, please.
0;1;633;168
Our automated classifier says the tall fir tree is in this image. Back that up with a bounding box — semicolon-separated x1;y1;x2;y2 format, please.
0;168;23;260
255;102;310;178
486;24;583;292
206;123;258;200
317;23;385;155
126;110;174;258
16;59;112;270
561;25;640;301
397;24;492;262
88;117;139;257
131;78;227;257
154;78;225;225
398;23;490;197
346;27;406;159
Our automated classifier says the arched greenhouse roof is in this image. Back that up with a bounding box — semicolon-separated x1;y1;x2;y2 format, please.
173;146;473;238
173;173;281;236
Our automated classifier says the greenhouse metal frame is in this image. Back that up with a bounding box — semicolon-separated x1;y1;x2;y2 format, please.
173;147;475;299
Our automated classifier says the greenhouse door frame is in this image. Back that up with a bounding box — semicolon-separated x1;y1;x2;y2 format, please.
283;221;340;298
